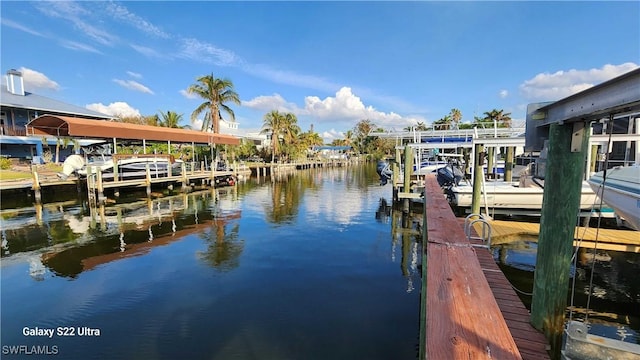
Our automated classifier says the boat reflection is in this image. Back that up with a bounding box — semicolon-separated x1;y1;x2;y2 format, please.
1;189;242;279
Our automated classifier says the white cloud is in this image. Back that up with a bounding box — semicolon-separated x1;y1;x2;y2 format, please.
36;1;117;46
520;62;639;100
113;79;154;94
178;38;240;66
499;90;508;98
1;18;44;37
242;94;299;113
242;63;340;93
17;67;60;91
126;71;142;79
321;129;344;141
59;39;102;54
103;2;170;39
301;87;422;129
179;89;198;100
130;44;165;59
86;102;141;118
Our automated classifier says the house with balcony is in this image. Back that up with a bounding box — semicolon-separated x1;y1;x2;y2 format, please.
1;69;112;162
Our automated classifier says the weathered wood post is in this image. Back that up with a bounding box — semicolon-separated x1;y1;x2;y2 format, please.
403;145;413;212
181;161;188;192
96;168;105;203
504;146;514;182
471;143;484;215
487;146;495;179
145;163;151;197
31;164;41;203
531;122;589;359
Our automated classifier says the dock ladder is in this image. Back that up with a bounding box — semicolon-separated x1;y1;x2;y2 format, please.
464;213;492;249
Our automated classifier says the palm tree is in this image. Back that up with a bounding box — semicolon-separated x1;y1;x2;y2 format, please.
449;109;462;129
481;109;512;128
261;111;301;162
188;74;240;133
433;115;452;130
158;111;184;128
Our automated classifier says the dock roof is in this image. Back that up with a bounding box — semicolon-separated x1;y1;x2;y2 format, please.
26;115;240;145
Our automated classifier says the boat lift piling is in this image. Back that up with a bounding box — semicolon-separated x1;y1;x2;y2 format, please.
525;68;640;359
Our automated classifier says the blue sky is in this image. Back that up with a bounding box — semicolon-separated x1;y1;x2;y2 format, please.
1;1;638;142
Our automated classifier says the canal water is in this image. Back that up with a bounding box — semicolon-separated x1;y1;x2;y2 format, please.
495;240;640;345
1;163;422;359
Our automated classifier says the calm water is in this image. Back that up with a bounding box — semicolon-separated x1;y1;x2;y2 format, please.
494;240;640;345
1;163;422;359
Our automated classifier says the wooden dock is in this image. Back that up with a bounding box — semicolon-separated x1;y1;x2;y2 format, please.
421;174;550;359
479;220;640;252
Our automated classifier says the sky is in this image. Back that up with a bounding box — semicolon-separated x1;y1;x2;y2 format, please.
1;1;639;142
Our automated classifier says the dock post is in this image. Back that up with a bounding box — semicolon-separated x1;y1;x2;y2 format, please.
487;146;495;178
403;145;413;211
113;159;119;182
531;122;589;359
504;146;514;182
589;142;599;173
31;164;41;203
471;143;484;215
145;163;151;197
96;169;105;203
86;166;96;208
181;162;188;192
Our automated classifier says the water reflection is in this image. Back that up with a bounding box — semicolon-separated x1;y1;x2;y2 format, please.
1;164;421;360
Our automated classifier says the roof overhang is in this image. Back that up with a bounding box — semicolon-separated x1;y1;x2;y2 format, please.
26;115;240;145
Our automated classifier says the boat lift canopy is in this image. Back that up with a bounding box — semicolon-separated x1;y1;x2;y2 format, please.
26;115;240;146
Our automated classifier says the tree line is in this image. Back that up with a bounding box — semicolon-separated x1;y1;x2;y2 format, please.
114;74;512;162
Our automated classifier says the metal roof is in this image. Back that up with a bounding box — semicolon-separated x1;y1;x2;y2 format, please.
1;85;112;119
26;115;240;145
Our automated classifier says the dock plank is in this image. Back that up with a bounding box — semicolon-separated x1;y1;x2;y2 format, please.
423;175;522;359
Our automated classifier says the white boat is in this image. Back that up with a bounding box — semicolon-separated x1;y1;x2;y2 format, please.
60;154;182;181
447;177;601;211
588;165;640;230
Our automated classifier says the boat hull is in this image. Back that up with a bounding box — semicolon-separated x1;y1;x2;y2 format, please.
450;181;600;210
588;166;640;230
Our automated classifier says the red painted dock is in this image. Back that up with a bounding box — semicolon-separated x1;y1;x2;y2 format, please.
421;174;550;359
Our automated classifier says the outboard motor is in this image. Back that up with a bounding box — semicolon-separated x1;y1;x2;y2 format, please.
436;164;464;201
57;154;85;180
376;160;393;186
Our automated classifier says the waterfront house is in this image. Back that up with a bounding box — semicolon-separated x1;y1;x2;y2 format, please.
0;69;112;162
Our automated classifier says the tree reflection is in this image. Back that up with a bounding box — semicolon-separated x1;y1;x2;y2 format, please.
264;171;319;224
197;218;243;272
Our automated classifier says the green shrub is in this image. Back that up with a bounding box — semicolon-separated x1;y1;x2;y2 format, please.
0;157;11;170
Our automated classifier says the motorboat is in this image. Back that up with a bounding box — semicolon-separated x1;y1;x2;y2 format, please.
438;163;601;213
446;178;601;211
59;154;182;181
588;165;640;230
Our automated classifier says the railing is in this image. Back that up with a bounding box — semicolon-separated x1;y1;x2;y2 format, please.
1;127;27;136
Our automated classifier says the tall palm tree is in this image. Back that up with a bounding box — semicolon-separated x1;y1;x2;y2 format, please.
261;110;285;162
158;111;184;128
261;110;301;162
449;108;462;129
188;74;240;133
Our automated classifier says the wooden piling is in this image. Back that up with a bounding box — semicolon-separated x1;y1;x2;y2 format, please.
145;163;151;196
487;146;495;178
471;144;484;215
403;145;413;210
531;122;589;359
31;165;41;203
505;146;514;182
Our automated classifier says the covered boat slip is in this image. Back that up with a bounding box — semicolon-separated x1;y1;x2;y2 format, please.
25;114;240;146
